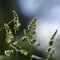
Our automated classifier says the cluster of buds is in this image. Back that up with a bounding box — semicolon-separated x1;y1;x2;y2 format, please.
4;23;14;43
13;10;21;35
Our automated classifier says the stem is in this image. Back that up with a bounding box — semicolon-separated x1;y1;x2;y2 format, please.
9;43;19;60
9;43;18;51
8;19;13;25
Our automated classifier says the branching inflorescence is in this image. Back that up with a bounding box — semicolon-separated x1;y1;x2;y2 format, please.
4;10;37;57
2;10;57;60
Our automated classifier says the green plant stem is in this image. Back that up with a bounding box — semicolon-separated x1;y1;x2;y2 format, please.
9;43;19;60
8;19;13;25
9;43;18;51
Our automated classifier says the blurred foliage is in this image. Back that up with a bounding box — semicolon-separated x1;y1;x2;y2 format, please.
0;0;27;55
3;10;37;60
0;10;57;60
46;30;57;60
